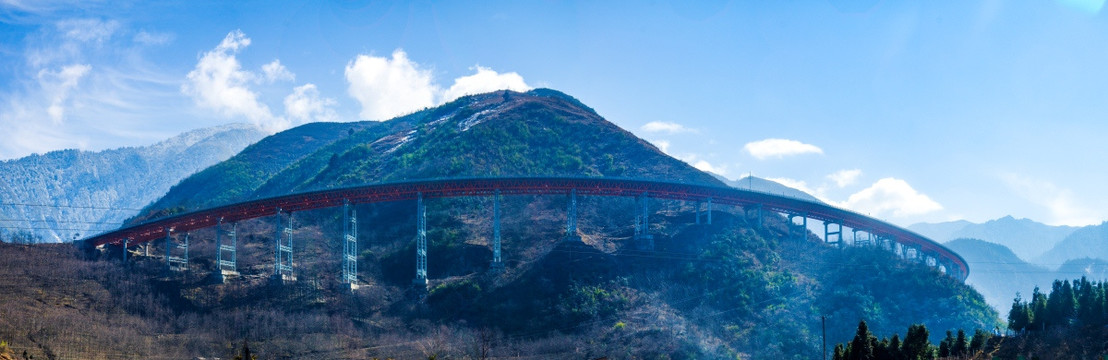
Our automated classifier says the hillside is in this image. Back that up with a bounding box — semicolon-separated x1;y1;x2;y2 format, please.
909;216;1076;261
1038;222;1108;268
0;124;265;243
945;238;1054;312
5;89;999;358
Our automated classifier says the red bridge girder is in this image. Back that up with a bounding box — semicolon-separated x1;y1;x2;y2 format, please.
81;177;969;281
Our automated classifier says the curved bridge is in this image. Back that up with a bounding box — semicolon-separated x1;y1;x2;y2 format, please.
80;177;968;281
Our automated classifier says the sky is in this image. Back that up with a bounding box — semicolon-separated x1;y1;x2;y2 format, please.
2;0;1108;228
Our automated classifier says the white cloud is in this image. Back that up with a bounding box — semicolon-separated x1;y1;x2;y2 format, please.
345;50;531;121
133;31;174;46
56;18;119;44
838;178;942;217
641;121;696;134
261;59;295;83
182;30;285;132
767;177;817;196
693;160;727;175
827;169;863;188
441;66;530;103
743;138;823;160
37;63;91;123
284;84;338;123
1000;173;1101;226
344;50;437;121
651;139;671;154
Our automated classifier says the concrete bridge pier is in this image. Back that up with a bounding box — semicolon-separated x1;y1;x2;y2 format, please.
564;189;582;243
273;209;295;283
633;193;654;251
788;214;807;241
490;190;504;273
414;193;428;291
825;222;843;247
343;200;358;290
165;228;189;273
213;219;238;283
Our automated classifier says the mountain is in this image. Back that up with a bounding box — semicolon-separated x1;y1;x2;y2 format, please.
718;175;823;203
1038;222;1108;268
944;238;1054;313
0;124;266;243
909;216;1076;261
6;90;998;359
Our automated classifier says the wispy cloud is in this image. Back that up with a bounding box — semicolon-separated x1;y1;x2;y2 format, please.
743;138;823;160
345;50;530;121
133;30;173;46
284;84;337;123
641;121;696;134
827;169;862;188
1000;173;1101;226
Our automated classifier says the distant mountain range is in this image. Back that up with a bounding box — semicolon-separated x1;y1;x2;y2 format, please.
0;123;266;243
909;216;1077;263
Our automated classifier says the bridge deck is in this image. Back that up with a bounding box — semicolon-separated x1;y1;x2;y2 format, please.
80;177;968;281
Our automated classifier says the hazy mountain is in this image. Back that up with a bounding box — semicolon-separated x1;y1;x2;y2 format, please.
716;175;823;203
945;238;1054;313
909;216;1076;261
0;123;266;243
65;89;996;358
1038;222;1108;269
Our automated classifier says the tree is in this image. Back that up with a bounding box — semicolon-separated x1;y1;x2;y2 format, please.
886;334;902;360
1029;287;1048;331
968;329;991;355
937;330;952;358
233;340;256;360
848;320;875;360
1007;293;1031;332
952;329;968;357
901;324;933;360
833;343;846;360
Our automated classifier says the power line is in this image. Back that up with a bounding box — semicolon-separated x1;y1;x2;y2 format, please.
0;218;124;225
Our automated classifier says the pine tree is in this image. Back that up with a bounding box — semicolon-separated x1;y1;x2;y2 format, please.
833;343;846;360
1007;293;1030;332
887;334;902;360
848;320;876;360
952;329;968;357
902;324;933;360
1029;287;1048;331
937;330;953;358
968;329;991;354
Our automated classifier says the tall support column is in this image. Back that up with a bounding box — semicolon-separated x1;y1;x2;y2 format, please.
824;222;842;247
122;237;128;262
706;197;713;225
634;193;654;251
274;209;294;281
490;190;504;272
565;189;581;243
165;228;189;273
343;199;358;288
695;200;701;225
788;214;807;241
414;193;428;286
215;219;238;282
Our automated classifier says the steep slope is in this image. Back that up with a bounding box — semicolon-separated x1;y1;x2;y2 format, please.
46;89;998;358
149;89;721;213
910;216;1076;261
1038;222;1108;268
0;124;265;242
945;238;1054;313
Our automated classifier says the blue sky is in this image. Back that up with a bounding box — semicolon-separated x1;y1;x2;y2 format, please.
2;0;1108;227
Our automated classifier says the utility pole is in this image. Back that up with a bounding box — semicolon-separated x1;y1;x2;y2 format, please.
822;315;827;360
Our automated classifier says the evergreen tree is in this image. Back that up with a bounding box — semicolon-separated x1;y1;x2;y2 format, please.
968;329;991;354
873;337;893;360
1029;287;1048;331
1007;293;1030;332
937;330;953;358
952;329;968;357
887;334;902;360
833;343;846;360
1046;279;1076;326
848;320;876;360
902;324;933;360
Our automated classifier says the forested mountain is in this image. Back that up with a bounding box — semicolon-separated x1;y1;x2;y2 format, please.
1038;222;1108;267
909;216;1076;261
2;90;999;359
0;124;265;243
718;175;823;203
